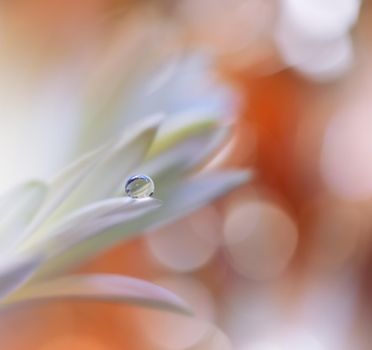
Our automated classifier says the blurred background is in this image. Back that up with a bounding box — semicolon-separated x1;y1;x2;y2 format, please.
1;0;372;349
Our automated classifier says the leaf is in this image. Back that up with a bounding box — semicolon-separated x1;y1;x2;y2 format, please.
0;181;47;250
5;274;191;315
34;170;251;277
0;256;42;301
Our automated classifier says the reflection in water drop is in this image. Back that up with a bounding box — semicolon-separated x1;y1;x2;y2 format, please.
125;174;154;199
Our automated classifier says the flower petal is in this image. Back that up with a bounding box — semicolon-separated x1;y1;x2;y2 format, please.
41;197;161;255
0;256;42;301
0;181;47;250
5;274;191;315
196;326;233;350
25;198;161;278
128;113;231;206
22;145;109;240
24;114;163;242
145;170;252;230
146;111;220;158
139;118;230;183
51;113;163;216
36;170;251;276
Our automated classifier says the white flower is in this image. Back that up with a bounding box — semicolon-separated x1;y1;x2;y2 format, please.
0;110;249;314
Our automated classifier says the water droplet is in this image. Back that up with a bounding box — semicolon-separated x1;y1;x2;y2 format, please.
125;174;155;198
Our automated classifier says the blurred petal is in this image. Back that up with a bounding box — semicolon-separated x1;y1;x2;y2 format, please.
0;256;42;301
147;111;221;157
22;145;109;240
24;114;163;242
54;197;158;229
136;276;216;348
54;113;163;214
6;274;191;315
280;0;361;39
178;326;233;350
80;21;180;149
0;181;47;250
153;53;236;118
139;117;230;183
37;170;251;275
41;198;162;256
146;170;252;229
